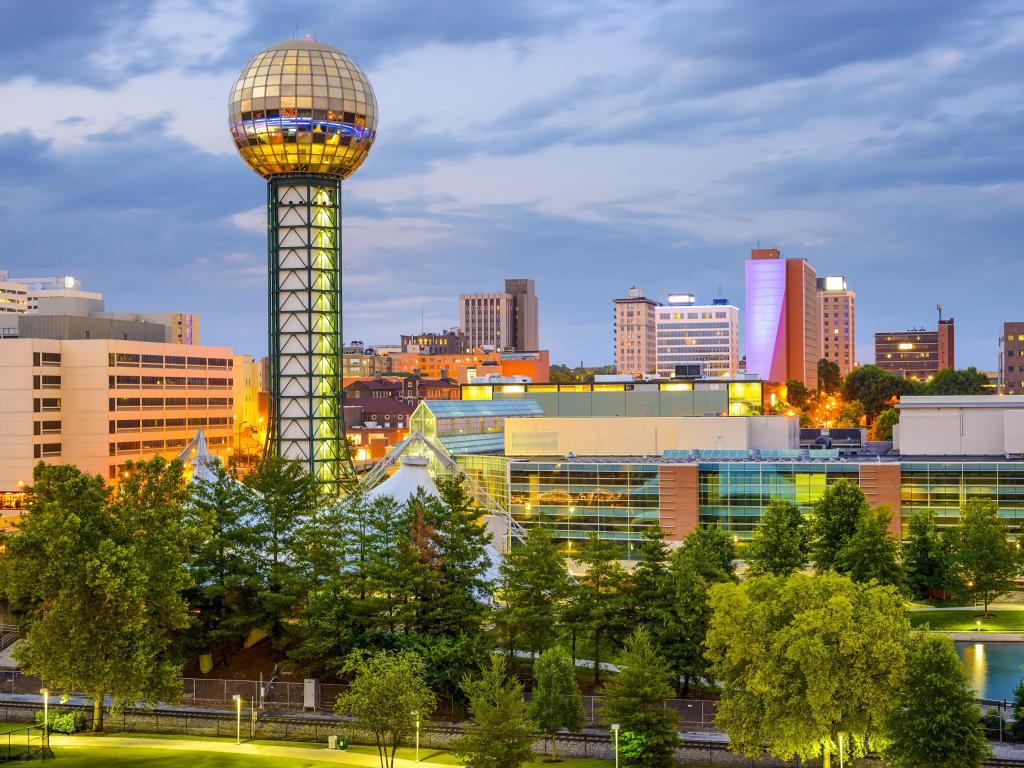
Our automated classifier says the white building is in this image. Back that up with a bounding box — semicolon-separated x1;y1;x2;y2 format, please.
655;294;739;378
896;395;1024;457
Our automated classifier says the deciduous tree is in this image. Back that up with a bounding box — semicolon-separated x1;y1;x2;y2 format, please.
4;459;200;731
817;359;842;394
954;497;1019;614
528;647;584;760
808;479;868;572
334;650;436;768
745;499;807;577
842;365;916;418
883;634;989;768
871;408;899;441
838;504;904;588
706;573;909;768
903;511;954;600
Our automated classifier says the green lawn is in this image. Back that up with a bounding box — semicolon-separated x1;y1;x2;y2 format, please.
39;747;343;767
909;608;1024;632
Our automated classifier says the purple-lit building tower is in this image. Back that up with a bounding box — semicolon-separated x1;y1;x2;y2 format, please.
744;248;820;386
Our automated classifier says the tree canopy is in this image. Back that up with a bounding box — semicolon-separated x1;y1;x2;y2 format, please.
745;499;807;577
706;573;909;768
808;479;869;572
838;504;904;588
528;647;584;760
953;497;1019;613
453;655;536;768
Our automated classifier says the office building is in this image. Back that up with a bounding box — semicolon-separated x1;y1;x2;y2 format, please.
343;341;392;381
390;349;549;384
744;248;820;386
400;330;469;355
459;279;540;352
0;272;28;315
817;276;855;377
1000;322;1024;394
655;294;739;378
874;318;954;381
0;339;237;498
613;287;658;377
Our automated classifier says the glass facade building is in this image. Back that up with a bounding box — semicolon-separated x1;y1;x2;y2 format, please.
506;460;661;561
901;462;1024;535
699;462;859;539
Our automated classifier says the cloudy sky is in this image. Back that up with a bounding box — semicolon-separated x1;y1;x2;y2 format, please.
2;0;1023;368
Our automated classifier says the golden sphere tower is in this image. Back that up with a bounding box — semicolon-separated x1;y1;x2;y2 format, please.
229;39;378;493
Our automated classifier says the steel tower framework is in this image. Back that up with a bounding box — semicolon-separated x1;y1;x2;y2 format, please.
267;174;352;493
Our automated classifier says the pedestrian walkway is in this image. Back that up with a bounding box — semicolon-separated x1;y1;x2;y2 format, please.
51;733;456;767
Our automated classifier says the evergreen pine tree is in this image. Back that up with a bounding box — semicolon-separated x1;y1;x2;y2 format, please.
453;655;536;768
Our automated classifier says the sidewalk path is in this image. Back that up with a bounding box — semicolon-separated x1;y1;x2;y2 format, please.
52;734;454;767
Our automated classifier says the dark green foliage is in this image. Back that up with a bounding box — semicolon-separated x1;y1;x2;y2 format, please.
599;628;677;768
497;524;570;658
243;455;322;646
883;634;989;768
872;408;899;441
3;459;200;731
926;367;990;395
904;511;955;599
453;655;536;768
528;647;584;759
953;497;1020;613
838;504;904;588
809;479;868;572
184;461;260;658
627;527;672;630
1012;678;1024;741
842;365;917;417
35;708;87;734
817;359;841;394
785;379;811;408
745;499;807;577
567;533;629;685
678;524;736;582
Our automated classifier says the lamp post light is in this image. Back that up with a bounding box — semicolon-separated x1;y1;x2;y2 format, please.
611;723;620;768
233;694;242;744
413;710;420;762
837;732;845;768
40;688;48;733
978;619;982;633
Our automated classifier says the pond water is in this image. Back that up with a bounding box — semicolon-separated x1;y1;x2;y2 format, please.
956;641;1024;702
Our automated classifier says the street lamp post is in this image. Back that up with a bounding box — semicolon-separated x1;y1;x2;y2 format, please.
837;732;845;768
611;723;620;768
40;688;48;733
413;710;420;762
233;694;242;745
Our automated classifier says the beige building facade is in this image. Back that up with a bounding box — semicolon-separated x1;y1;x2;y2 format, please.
0;339;237;494
817;276;855;376
613;287;658;377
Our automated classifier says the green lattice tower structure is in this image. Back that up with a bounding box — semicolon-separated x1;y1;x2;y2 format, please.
229;39;378;493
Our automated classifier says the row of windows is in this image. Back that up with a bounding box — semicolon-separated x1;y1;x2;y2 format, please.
108;376;231;389
109;434;231;457
109;397;233;411
107;353;232;369
108;416;232;433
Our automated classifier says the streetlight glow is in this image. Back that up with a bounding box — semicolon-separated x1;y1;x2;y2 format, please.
233;694;242;744
40;688;49;734
413;710;420;761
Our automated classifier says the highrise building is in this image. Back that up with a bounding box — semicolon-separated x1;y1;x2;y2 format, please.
459;279;540;352
655;294;739;378
744;248;821;385
0;339;237;494
817;276;855;377
1000;322;1024;394
874;318;954;381
229;39;378;493
613;287;658;377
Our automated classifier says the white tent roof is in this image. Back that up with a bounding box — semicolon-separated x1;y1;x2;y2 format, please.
364;455;440;502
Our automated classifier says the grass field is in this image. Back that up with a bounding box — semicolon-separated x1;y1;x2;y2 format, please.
909;608;1024;632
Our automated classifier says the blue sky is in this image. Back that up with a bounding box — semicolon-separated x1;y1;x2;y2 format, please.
2;0;1023;368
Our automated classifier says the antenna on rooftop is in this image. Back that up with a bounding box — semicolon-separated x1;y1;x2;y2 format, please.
937;303;944;322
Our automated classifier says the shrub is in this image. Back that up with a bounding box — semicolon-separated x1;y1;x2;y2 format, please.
35;708;87;734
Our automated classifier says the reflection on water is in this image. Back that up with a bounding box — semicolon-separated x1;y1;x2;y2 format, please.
956;641;1024;702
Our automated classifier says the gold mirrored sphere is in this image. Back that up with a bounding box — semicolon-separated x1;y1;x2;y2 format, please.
229;39;377;179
